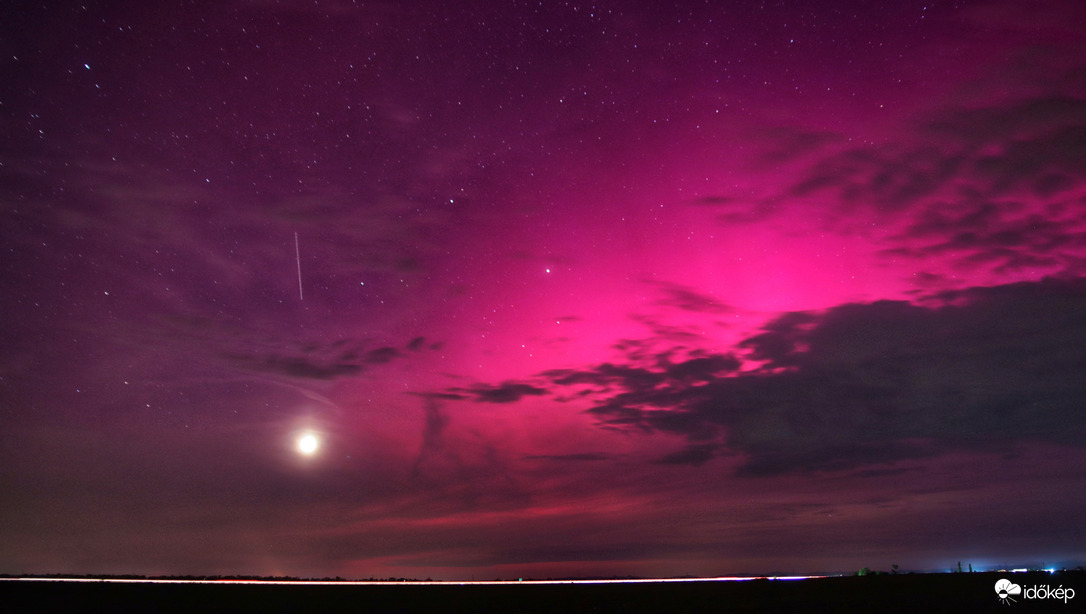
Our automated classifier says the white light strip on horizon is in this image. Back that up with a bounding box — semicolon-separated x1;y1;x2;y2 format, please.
1;576;822;586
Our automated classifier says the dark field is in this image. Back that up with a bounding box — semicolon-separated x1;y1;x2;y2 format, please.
2;571;1081;613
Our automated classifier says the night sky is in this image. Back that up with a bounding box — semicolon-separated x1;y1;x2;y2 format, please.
3;0;1086;580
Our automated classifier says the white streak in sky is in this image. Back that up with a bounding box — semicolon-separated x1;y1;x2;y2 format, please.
295;232;304;300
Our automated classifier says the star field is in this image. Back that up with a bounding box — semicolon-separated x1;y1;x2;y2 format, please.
2;0;1086;579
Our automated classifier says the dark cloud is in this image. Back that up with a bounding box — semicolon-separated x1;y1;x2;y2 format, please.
738;311;819;367
886;201;1082;275
413;397;449;478
664;354;742;383
365;346;401;364
657;443;717;466
629;313;708;343
418;391;468;401
748;93;1086;281
780;97;1086;212
786;145;960;212
753;127;840;166
689;195;736;206
546;362;664;391
235;355;364;380
542;277;1086;475
735;442;937;478
227;340;412;380
524;453;613;462
648;280;733;314
448;382;549;404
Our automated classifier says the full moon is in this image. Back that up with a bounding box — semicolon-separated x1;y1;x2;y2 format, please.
296;432;320;456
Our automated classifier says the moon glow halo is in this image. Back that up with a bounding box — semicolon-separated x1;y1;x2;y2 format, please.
296;432;320;456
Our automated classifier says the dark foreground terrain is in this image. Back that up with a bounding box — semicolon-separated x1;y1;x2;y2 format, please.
2;571;1081;613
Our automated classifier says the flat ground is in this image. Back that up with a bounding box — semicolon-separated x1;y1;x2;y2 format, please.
2;571;1081;613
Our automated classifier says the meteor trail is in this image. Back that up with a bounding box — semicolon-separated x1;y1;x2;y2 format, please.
295;232;303;301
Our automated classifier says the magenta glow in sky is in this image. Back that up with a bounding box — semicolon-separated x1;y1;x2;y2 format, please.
2;0;1086;579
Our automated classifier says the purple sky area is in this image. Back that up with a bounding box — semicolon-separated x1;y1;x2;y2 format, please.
3;0;1086;579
